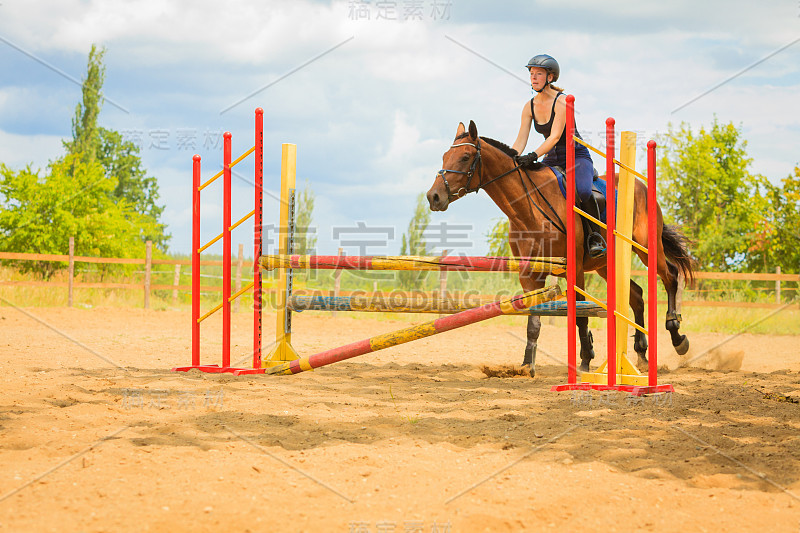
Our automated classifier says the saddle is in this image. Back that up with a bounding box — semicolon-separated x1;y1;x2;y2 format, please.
550;166;609;222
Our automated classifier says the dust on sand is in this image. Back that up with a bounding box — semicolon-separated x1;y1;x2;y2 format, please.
1;307;799;532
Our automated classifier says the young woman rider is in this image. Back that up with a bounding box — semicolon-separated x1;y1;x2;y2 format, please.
511;54;606;258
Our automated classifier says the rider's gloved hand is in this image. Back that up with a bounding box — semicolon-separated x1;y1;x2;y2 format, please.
517;151;539;166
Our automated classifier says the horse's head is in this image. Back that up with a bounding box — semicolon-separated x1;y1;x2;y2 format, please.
427;120;482;211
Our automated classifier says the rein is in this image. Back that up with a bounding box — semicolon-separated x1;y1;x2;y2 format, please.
436;138;566;234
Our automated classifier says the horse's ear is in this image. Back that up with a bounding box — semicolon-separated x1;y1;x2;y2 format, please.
468;120;478;140
455;122;466;139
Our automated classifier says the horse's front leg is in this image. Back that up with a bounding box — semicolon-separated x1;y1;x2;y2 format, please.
510;224;545;378
522;315;542;377
517;266;545;378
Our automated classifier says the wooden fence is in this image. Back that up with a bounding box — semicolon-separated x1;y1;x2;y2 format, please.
1;239;798;310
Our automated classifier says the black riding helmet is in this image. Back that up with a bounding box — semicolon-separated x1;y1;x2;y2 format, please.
526;54;560;92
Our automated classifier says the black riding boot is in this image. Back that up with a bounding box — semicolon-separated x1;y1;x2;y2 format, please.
581;196;607;258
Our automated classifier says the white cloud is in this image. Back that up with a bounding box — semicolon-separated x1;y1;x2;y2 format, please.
1;0;798;255
0;128;65;170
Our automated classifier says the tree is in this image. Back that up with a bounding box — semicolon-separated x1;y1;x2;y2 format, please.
399;192;431;257
96;127;167;248
657;119;769;271
63;45;105;162
486;218;511;256
750;167;800;273
64;44;169;249
293;182;317;255
0;155;162;278
398;192;431;288
0;44;169;276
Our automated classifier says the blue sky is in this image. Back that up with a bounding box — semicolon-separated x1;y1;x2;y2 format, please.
1;0;798;258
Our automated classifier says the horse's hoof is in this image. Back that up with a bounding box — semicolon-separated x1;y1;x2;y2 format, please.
579;361;590;373
674;335;689;355
636;358;649;374
521;364;536;378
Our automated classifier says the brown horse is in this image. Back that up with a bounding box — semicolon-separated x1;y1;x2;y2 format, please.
426;121;694;377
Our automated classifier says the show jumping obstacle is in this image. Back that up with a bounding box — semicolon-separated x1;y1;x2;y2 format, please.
174;103;672;396
551;95;673;395
287;293;603;316
260;254;566;273
172;108;264;374
263;286;560;376
172;109;565;375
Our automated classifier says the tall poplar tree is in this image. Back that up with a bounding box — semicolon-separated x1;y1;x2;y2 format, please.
63;45;168;248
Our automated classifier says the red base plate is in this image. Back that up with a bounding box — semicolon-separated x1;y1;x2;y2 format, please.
551;383;674;396
231;368;267;376
172;365;254;374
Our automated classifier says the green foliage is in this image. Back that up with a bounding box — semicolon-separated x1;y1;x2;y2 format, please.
657;119;769;271
63;45;105;161
0;155;162;279
96;127;168;248
486;217;511;256
399;192;431;256
398;192;431;289
750;166;800;273
0;43;169;276
61;44;168;249
294;182;317;255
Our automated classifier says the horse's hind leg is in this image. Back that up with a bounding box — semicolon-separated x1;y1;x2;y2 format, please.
629;280;649;371
664;261;689;355
522;315;542;378
577;314;595;372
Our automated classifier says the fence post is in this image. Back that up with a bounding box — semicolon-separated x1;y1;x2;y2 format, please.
172;264;181;305
333;247;343;317
144;240;152;309
776;266;781;304
68;236;74;307
235;243;244;313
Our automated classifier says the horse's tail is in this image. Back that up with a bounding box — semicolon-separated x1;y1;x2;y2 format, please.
661;224;695;286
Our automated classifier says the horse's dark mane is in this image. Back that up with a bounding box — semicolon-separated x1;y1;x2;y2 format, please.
480;136;546;171
453;131;545;170
479;136;515;157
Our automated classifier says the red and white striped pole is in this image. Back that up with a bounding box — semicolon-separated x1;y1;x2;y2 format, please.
647;140;658;386
605;119;617;387
254;109;264;369
223;132;232;368
191;155;201;367
565;95;577;384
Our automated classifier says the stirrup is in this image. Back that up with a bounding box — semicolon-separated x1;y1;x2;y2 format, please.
587;233;606;258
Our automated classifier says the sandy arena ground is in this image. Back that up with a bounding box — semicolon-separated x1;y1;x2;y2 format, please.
1;306;799;532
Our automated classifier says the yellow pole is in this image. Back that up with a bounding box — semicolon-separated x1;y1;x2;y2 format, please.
615;131;638;379
265;144;300;366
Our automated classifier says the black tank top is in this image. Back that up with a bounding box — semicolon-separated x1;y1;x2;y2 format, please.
531;92;590;166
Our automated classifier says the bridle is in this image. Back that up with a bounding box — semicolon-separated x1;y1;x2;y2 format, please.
436;136;525;202
435;139;484;202
435;134;567;235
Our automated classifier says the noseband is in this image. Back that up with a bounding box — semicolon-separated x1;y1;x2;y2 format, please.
436;140;483;201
